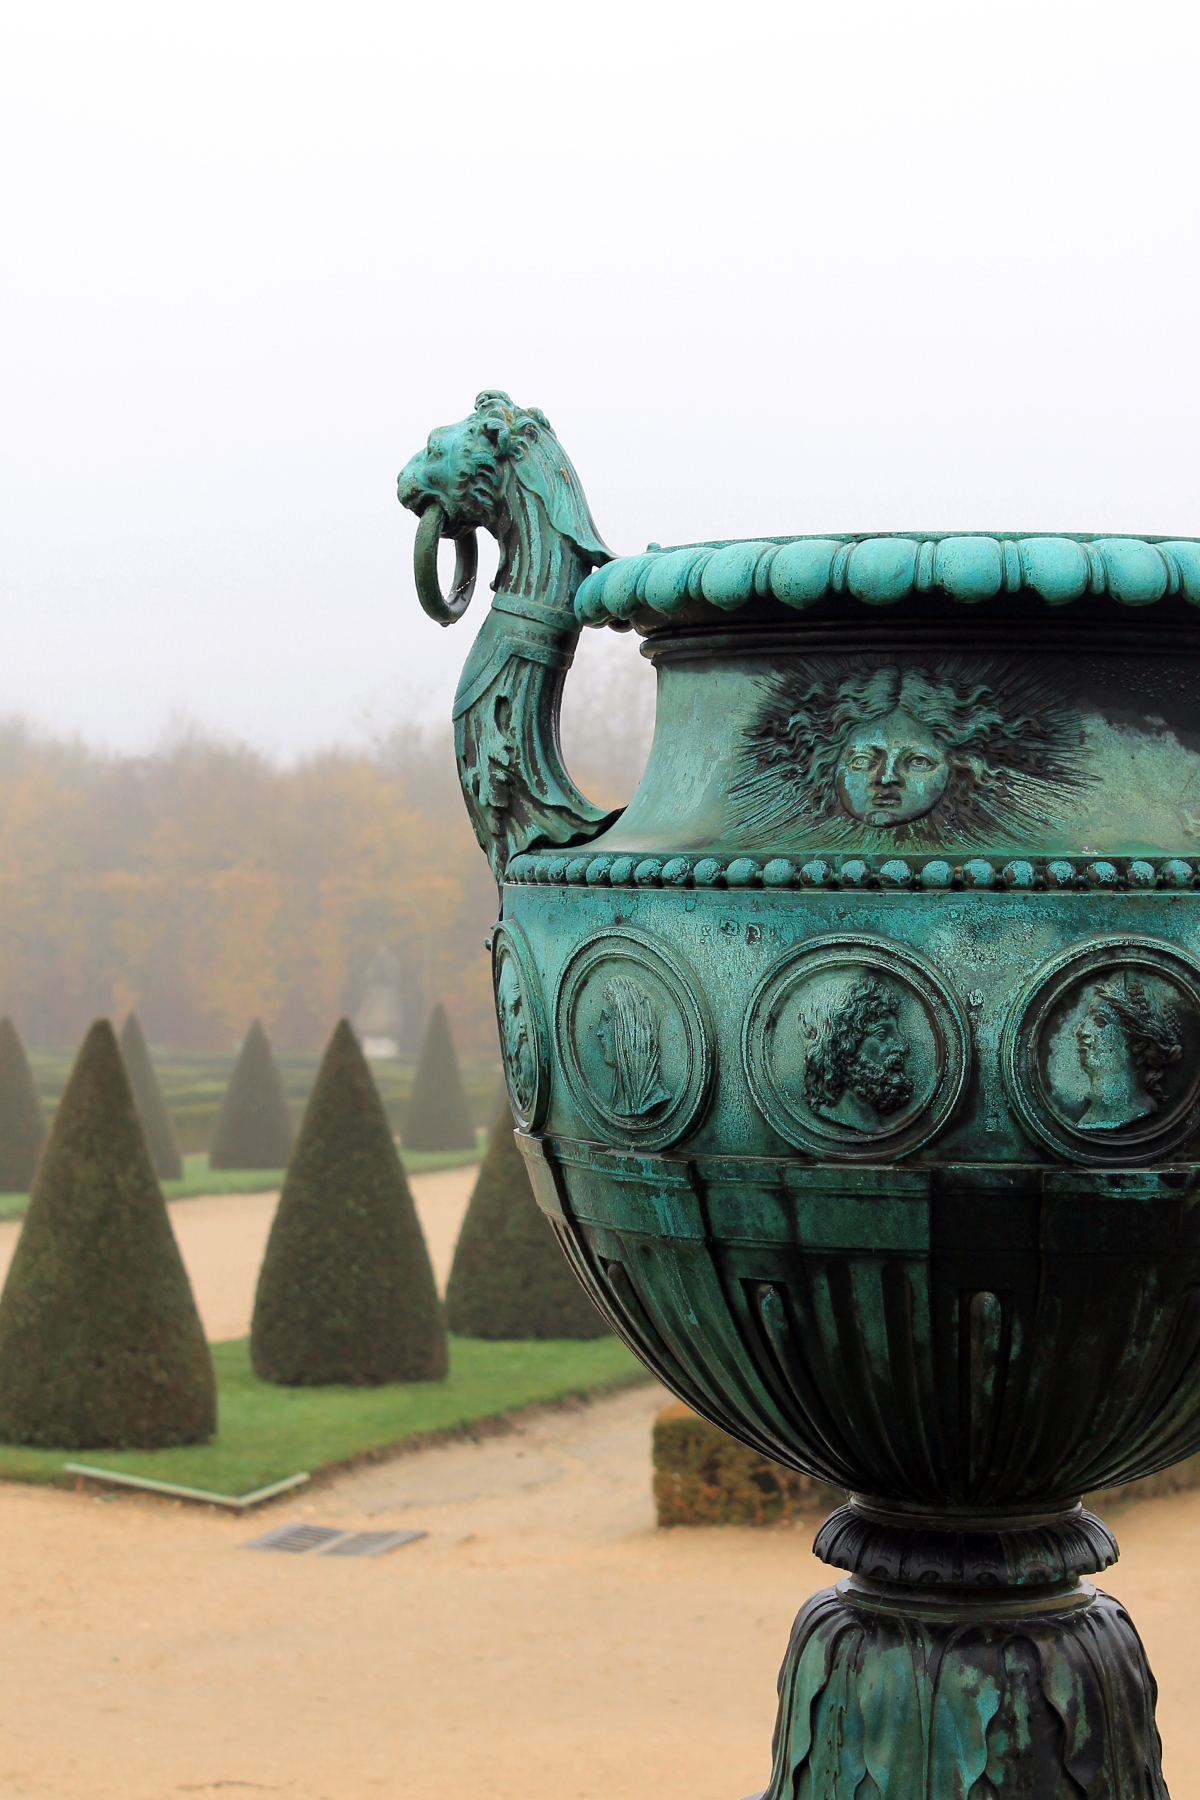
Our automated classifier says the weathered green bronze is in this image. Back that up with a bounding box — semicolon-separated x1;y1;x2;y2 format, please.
399;391;1200;1797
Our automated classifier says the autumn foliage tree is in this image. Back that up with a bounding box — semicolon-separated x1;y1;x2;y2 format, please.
0;723;497;1057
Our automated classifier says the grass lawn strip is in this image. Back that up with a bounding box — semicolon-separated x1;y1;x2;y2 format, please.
0;1335;646;1495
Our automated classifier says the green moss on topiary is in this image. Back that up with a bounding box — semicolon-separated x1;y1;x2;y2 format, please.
652;1403;843;1527
250;1019;448;1385
119;1012;182;1181
209;1020;294;1170
0;1016;45;1192
445;1107;609;1340
0;1020;215;1448
401;1002;475;1152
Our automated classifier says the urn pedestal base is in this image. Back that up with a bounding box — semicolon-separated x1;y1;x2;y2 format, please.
765;1502;1167;1800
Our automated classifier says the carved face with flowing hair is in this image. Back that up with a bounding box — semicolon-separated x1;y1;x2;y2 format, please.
800;975;913;1133
595;975;671;1120
1074;974;1184;1131
736;656;1088;846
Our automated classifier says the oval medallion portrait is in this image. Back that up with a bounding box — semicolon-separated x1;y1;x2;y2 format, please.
1001;937;1200;1165
742;935;970;1160
555;928;714;1150
491;921;550;1131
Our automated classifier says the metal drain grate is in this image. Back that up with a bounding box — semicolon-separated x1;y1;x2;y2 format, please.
244;1523;346;1553
320;1529;427;1557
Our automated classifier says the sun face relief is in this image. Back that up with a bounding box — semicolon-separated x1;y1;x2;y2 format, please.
735;656;1090;846
835;707;951;825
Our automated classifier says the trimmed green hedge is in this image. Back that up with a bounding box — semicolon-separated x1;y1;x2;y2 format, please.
650;1403;1200;1526
251;1021;447;1385
446;1109;608;1339
25;1047;503;1155
653;1403;843;1526
209;1021;294;1170
0;1017;44;1192
0;1021;215;1449
402;1003;476;1152
119;1013;183;1180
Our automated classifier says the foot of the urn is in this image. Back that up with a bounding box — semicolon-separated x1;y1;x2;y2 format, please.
763;1572;1168;1799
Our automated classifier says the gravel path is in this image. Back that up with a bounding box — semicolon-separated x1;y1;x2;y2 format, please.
0;1172;1197;1797
0;1385;1197;1799
0;1165;477;1340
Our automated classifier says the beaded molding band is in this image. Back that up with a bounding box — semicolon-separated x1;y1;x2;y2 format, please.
504;851;1200;892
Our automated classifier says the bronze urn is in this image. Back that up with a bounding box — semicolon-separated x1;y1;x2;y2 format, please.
399;389;1200;1798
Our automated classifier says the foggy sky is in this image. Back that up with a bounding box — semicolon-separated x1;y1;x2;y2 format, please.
2;2;1199;761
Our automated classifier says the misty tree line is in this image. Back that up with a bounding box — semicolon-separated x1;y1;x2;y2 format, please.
0;635;655;1053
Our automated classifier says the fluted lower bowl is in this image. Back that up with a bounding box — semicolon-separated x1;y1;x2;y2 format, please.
518;1130;1200;1506
490;572;1200;1514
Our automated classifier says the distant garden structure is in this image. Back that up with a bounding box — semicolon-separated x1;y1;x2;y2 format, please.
354;946;404;1058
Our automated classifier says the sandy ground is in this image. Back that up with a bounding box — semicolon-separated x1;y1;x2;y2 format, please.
0;1383;1196;1800
0;1181;1197;1796
0;1165;477;1335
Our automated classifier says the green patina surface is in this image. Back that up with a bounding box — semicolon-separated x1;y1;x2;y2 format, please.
399;390;1190;1796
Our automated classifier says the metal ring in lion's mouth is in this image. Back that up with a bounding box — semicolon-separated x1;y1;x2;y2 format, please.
413;502;478;626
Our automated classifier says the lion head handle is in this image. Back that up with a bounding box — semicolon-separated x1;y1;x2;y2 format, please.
398;390;611;624
398;392;619;881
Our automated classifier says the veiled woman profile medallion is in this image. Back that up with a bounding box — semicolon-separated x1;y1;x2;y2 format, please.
742;936;970;1160
555;928;714;1150
491;921;551;1131
1002;937;1200;1165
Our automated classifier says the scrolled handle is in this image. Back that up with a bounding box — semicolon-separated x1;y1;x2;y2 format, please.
413;502;478;627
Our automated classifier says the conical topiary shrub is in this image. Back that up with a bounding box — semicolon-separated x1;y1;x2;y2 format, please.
445;1106;609;1339
0;1016;45;1192
119;1012;182;1181
209;1019;294;1170
401;1002;476;1152
0;1020;215;1448
251;1019;448;1385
